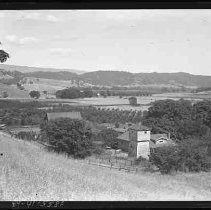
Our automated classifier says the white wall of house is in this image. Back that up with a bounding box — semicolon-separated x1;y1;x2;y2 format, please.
137;141;150;159
136;130;151;159
137;130;151;141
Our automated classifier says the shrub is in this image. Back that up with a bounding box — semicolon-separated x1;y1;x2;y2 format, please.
96;128;119;149
2;91;8;98
129;96;137;106
149;139;211;174
41;118;93;159
178;139;211;172
29;90;40;99
149;146;180;174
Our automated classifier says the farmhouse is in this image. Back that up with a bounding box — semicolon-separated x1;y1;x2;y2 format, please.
117;123;175;160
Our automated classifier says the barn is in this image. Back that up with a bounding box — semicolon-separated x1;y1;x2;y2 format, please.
45;112;82;121
44;111;102;135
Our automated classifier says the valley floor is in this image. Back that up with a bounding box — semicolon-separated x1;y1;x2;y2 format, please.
0;132;211;201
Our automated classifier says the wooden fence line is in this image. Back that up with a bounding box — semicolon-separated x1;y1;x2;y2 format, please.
87;155;138;173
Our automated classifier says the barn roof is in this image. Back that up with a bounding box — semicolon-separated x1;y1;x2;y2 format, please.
47;112;82;121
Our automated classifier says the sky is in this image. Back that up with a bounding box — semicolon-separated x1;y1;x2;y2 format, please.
1;9;211;75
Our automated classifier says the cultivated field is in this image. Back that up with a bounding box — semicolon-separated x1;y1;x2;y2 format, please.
39;93;205;111
1;90;210;111
0;132;211;201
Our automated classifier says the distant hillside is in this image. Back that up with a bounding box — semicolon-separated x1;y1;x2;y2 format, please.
80;71;211;88
24;71;79;81
1;64;211;88
134;72;211;87
0;64;86;75
81;71;134;86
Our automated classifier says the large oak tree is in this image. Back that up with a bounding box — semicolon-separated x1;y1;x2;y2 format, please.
0;42;9;63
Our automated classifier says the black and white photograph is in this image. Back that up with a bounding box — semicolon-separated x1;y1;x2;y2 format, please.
1;7;211;203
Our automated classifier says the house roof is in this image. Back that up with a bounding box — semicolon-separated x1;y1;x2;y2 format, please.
47;112;82;121
117;131;130;141
150;133;168;141
129;124;151;131
150;138;176;149
113;127;127;133
100;123;115;128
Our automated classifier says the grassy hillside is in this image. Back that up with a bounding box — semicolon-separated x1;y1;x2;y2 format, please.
0;133;211;201
20;77;72;93
0;83;29;98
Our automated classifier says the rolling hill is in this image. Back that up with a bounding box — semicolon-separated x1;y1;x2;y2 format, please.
0;64;86;75
1;64;211;88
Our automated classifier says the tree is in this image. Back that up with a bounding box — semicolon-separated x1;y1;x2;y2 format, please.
17;83;24;90
97;128;119;149
100;90;107;98
0;42;9;63
56;87;81;99
149;146;180;174
178;139;211;172
41;118;93;158
82;88;93;98
2;91;8;98
129;96;137;106
149;139;211;174
29;90;40;99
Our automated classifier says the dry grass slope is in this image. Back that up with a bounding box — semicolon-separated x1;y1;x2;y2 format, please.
0;133;211;201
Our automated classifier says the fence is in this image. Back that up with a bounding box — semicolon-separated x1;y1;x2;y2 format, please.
86;153;138;173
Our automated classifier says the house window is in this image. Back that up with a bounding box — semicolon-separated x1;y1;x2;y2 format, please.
144;131;147;134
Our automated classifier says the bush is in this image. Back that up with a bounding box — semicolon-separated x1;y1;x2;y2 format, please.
96;128;119;149
41;118;93;159
29;90;40;99
178;139;211;172
149;139;211;174
149;146;180;174
129;96;137;106
2;91;8;98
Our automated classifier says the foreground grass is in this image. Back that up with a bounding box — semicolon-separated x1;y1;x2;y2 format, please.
0;134;211;201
